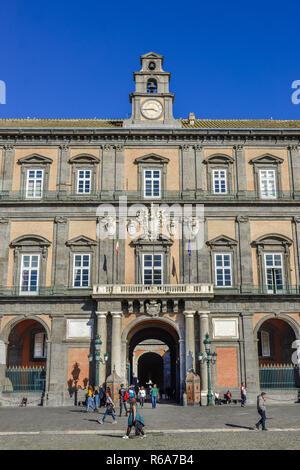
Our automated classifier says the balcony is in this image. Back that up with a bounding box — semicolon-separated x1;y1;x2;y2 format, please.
92;283;214;298
0;189;298;203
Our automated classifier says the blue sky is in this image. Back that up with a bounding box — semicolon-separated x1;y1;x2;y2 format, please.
1;0;300;120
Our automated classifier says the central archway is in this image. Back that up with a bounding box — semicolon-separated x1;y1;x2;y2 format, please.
123;317;181;403
137;352;164;388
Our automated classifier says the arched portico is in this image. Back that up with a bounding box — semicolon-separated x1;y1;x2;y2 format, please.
121;316;184;403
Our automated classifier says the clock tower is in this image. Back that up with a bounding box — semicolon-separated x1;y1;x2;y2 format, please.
123;52;181;128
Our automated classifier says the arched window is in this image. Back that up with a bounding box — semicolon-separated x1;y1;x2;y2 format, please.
147;79;157;94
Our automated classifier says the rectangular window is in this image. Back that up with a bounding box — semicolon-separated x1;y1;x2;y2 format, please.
33;332;47;359
261;331;271;357
213;169;227;194
77;169;91;194
259;169;276;199
20;254;40;295
73;254;90;288
144;169;161;198
264;253;283;293
143;253;163;284
26;169;44;199
214;253;232;287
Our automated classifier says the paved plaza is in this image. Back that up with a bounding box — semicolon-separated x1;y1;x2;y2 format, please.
0;402;299;450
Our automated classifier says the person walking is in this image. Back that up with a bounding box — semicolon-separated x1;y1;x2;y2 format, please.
119;383;129;417
85;385;95;412
240;382;247;407
122;398;146;439
151;384;159;408
93;385;100;412
99;384;105;408
138;386;146;407
98;389;117;425
255;392;268;431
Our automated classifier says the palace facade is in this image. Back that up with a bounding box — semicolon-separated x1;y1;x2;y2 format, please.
0;52;299;406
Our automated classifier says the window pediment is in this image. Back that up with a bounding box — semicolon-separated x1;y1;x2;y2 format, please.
17;154;53;165
66;235;97;247
68;154;100;165
203;154;234;165
10;234;51;248
134;154;169;165
249;154;284;165
130;234;173;247
251;233;292;248
206;234;237;247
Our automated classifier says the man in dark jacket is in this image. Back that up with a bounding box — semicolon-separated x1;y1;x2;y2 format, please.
99;384;106;408
119;384;128;417
255;392;268;431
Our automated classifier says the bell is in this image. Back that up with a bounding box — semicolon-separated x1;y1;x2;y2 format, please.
147;80;157;94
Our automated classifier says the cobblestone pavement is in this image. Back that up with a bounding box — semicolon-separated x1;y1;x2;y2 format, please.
0;402;299;450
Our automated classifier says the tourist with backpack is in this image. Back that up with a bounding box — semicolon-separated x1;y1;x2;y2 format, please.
119;384;129;417
98;388;117;425
122;398;146;439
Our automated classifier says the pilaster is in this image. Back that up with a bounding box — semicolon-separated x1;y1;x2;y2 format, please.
236;216;253;289
58;144;70;192
198;311;209;405
0;218;10;287
240;312;260;402
111;311;123;378
184;311;195;373
52;216;68;288
96;311;108;385
1;145;15;191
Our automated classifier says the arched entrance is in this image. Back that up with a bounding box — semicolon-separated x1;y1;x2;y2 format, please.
5;318;48;393
257;316;299;390
138;352;164;388
125;318;181;402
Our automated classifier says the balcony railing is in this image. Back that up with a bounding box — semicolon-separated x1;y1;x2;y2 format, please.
0;189;299;202
0;286;92;297
214;285;300;295
92;283;214;297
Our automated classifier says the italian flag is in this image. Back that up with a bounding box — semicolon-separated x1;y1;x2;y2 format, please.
116;239;119;255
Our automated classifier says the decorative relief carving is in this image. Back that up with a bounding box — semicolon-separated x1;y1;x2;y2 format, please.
145;300;161;317
236;216;249;223
54;216;68;224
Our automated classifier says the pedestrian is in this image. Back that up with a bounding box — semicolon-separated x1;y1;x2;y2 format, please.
240;382;247;407
99;384;106;408
122;398;146;439
224;390;232;404
151;384;159;408
119;383;129;417
94;385;100;412
128;385;135;400
138;386;146;407
214;391;222;405
85;385;95;412
255;392;268;431
98;389;117;425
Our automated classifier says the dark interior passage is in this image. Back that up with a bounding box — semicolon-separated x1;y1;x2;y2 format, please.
137;352;164;388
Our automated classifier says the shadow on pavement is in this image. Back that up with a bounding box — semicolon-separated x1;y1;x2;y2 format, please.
225;423;254;430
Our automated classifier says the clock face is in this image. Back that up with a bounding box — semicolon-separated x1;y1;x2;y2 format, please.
141;99;163;120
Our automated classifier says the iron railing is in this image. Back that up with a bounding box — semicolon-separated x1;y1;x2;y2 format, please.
4;366;46;392
0;189;299;202
259;364;299;390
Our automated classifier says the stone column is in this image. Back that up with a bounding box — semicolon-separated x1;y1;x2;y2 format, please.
241;312;260;403
0;314;6;391
52;217;68;289
293;217;300;286
96;311;108;385
179;338;185;404
1;145;15;191
181;145;196;191
111;311;123;378
184;311;195;374
101;145;115;192
234;145;246;194
0;218;10;287
198;311;209;405
236;216;253;290
289;145;300;193
47;315;67;406
58;145;70;192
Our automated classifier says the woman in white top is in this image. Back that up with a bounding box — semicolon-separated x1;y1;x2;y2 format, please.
138;386;146;407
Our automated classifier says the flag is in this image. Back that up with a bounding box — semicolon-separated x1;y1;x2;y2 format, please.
103;254;107;272
172;256;176;277
188;239;191;257
116;239;119;255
